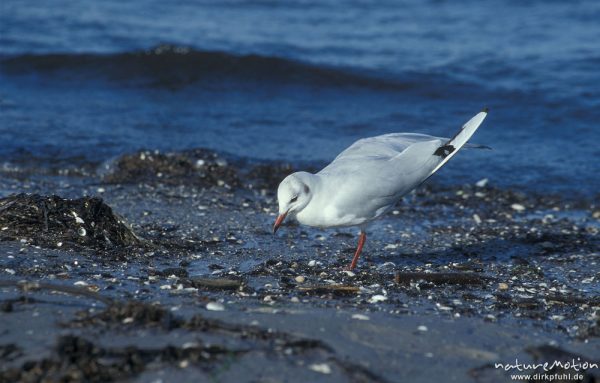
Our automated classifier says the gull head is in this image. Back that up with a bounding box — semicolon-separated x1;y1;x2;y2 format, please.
273;172;313;233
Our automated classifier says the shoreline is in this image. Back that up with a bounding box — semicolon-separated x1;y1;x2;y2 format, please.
1;147;598;382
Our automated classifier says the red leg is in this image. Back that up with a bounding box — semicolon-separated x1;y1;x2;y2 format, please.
347;231;366;270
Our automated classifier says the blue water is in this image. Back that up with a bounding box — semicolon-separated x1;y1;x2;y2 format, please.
1;0;599;195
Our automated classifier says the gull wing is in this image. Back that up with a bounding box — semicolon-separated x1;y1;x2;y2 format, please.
325;109;489;181
314;110;489;224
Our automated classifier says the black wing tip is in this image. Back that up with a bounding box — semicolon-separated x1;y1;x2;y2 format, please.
481;107;489;114
434;144;456;158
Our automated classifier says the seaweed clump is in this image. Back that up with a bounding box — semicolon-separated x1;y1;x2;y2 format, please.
0;193;141;250
103;149;239;187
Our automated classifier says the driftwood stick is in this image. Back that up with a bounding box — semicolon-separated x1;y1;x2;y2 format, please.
0;279;113;305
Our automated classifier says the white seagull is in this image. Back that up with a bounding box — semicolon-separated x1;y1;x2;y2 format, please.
273;109;489;270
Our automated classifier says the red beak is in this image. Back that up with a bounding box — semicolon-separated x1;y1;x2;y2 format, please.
273;212;288;234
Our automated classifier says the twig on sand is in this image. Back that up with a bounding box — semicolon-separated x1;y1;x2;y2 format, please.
297;284;360;294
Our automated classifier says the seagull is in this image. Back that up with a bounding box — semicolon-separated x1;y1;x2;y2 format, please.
273;109;489;270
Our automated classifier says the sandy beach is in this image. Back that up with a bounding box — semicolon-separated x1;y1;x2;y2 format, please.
1;149;598;382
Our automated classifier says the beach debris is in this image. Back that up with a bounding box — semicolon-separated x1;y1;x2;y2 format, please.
351;314;370;321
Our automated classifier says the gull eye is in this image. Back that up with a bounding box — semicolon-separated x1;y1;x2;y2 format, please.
290;196;298;203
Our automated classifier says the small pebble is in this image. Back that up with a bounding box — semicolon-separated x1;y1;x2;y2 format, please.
295;275;306;283
351;314;370;321
417;325;428;332
308;260;317;267
498;282;509;291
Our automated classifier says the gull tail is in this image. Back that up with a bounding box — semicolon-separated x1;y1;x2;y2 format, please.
430;108;488;175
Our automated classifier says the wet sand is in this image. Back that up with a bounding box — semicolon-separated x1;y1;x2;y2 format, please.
1;148;598;382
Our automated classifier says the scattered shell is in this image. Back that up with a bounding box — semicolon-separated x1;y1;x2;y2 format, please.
417;325;428;332
308;260;317;267
206;302;225;311
77;227;86;236
498;282;509;291
295;275;306;283
309;363;332;374
475;178;489;187
368;295;387;303
511;203;525;212
73;281;88;286
351;314;370;321
473;214;482;224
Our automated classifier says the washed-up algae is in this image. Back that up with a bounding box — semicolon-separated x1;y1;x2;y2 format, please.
0;193;141;250
0;299;389;383
102;149;240;187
